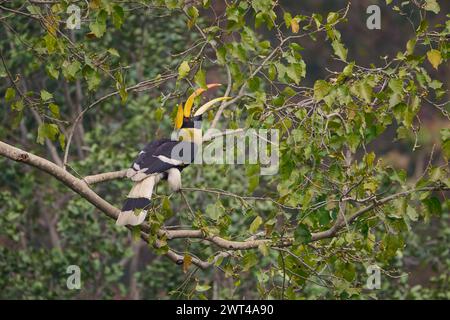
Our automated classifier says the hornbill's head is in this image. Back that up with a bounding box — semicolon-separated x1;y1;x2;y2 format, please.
174;83;230;143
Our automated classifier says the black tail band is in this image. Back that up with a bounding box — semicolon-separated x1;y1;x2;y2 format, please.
122;197;151;211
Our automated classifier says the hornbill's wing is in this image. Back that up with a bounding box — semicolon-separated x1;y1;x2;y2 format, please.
133;139;171;169
126;139;171;179
117;140;196;225
144;140;197;174
128;140;197;181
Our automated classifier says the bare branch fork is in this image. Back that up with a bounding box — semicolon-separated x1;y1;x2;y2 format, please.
1;140;448;269
0;140;207;268
62;74;176;169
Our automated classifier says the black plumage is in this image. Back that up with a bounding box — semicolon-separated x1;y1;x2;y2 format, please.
116;83;225;226
116;135;198;226
129;139;197;179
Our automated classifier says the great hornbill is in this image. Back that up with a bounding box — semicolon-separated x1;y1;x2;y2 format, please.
116;84;229;226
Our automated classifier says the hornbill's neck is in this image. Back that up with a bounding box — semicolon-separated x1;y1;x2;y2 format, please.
178;114;203;145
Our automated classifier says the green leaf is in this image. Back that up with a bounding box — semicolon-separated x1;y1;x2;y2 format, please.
327;12;339;24
89;10;107;38
424;0;440;14
187;6;199;28
48;103;60;119
441;128;450;141
37;123;59;144
363;181;378;193
406;205;418;221
194;68;206;88
26;5;41;14
274;62;287;82
442;140;450;159
283;12;292;27
441;129;450;159
40;90;53;101
406;38;416;55
46;64;59;79
351;80;373;103
427;49;442;70
388;78;403;94
342;62;354;76
131;225;141;242
11;99;24;111
178;61;190;80
294;223;312;244
258;243;269;256
112;5;125;29
216;46;227;65
164;0;180;9
195;284;211;292
331;40;347;61
65;60;81;79
162;197;173;219
242;252;258;271
84;68;101;91
249;216;262;233
286;62;305;85
365;152;376;167
155;107;164;121
89;22;106;38
5;88;16;102
248;77;261;92
43;34;57;53
58;133;65;149
205;202;224;220
108;48;120;57
251;0;273;13
313;80;331;102
422;197;442;216
0;64;6;78
246;164;260;192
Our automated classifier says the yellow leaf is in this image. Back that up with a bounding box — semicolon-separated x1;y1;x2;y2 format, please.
178;61;190;80
427;49;442;70
183;254;192;273
44;14;58;36
249;215;262;234
90;0;101;10
291;18;299;33
363;181;378;193
258;243;269;256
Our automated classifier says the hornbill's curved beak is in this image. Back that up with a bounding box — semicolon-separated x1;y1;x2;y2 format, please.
175;83;231;129
184;83;221;117
193;96;232;117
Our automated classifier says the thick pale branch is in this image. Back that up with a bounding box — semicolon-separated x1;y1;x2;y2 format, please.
84;169;128;185
81;166;448;249
0;140;208;268
2;140;447;267
162;186;449;248
0;140;120;220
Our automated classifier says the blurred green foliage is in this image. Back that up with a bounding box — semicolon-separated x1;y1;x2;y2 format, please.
0;0;449;299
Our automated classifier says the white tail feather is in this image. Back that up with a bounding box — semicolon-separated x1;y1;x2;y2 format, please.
128;175;157;198
116;210;147;226
167;168;182;191
116;175;162;226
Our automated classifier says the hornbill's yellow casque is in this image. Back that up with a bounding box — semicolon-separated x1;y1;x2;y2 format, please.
116;84;230;226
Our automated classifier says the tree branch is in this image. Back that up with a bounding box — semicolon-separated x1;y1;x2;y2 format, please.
1;140;447;269
84;169;128;185
0;140;209;269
